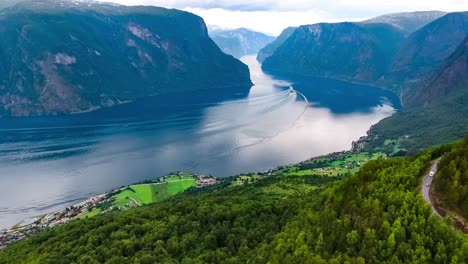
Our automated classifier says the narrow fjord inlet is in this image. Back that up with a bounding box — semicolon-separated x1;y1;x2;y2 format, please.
0;56;398;229
1;1;468;262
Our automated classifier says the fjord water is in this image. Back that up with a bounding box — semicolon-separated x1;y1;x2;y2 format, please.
0;56;399;229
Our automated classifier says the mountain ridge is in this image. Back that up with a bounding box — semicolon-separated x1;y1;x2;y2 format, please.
363;11;447;34
0;0;252;116
262;22;405;83
209;27;275;58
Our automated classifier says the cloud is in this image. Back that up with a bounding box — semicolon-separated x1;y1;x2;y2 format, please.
108;0;468;13
106;0;468;35
184;8;365;36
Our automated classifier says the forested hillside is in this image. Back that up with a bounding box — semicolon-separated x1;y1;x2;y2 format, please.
434;137;468;219
1;143;467;263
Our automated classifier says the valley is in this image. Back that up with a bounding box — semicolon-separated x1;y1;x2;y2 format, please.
0;55;398;230
0;1;467;263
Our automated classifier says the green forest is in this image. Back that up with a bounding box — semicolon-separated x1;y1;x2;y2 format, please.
1;143;468;263
434;137;468;219
365;92;468;155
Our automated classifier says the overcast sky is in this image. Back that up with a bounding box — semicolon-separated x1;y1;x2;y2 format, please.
107;0;468;35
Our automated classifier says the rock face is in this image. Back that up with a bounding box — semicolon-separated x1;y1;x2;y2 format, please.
405;37;468;108
256;27;297;63
363;11;447;35
261;12;468;108
381;12;468;94
208;27;275;58
262;22;405;83
0;0;252;116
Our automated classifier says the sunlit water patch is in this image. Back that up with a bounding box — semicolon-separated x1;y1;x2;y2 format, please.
0;56;399;228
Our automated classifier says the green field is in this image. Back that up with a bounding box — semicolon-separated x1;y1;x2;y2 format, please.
113;175;196;207
231;174;262;187
279;152;385;177
78;208;101;219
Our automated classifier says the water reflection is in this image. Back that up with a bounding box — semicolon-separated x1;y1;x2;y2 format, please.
0;56;399;228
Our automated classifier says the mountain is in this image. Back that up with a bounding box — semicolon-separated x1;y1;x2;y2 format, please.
405;37;468;107
1;140;467;263
0;0;251;117
362;38;468;154
381;12;468;94
262;22;405;83
208;27;274;58
363;11;447;34
256;26;297;63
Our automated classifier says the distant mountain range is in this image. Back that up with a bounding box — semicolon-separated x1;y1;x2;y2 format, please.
362;11;447;34
261;11;468;108
0;0;251;116
407;36;468;108
381;12;468;96
259;10;468;152
257;27;297;63
208;27;275;58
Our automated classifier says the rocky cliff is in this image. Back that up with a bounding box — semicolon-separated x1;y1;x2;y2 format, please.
0;0;252;116
262;22;404;83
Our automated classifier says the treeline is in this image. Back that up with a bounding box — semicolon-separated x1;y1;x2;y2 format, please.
434;136;468;219
1;145;468;263
365;92;468;155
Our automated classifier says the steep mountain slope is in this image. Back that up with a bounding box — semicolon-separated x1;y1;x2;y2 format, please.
209;27;274;58
362;36;468;154
262;22;405;83
381;12;468;93
0;0;251;116
363;91;468;154
256;26;297;63
405;37;468;107
1;143;467;263
363;11;446;34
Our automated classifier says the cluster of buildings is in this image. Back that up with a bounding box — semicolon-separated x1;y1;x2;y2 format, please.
0;194;108;250
196;175;218;188
1;173;220;250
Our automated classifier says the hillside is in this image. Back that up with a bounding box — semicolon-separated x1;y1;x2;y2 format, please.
209;27;275;58
433;137;468;220
363;11;446;34
360;35;468;154
262;22;404;83
256;26;297;63
1;142;467;263
0;0;251;116
405;36;468;107
363;91;468;155
381;12;468;93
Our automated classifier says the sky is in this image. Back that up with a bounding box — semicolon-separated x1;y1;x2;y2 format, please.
106;0;468;35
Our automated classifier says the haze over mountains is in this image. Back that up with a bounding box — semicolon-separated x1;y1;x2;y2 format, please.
256;27;297;63
363;11;447;34
208;27;275;58
0;0;251;116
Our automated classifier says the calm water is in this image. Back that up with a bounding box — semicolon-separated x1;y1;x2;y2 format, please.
0;56;400;229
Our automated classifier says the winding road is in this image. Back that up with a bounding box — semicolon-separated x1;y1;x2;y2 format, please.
422;160;440;216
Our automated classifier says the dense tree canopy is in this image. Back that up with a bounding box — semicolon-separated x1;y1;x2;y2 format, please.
1;144;467;263
434;137;468;219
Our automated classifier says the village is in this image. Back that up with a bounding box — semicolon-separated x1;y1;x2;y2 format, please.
0;174;218;250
